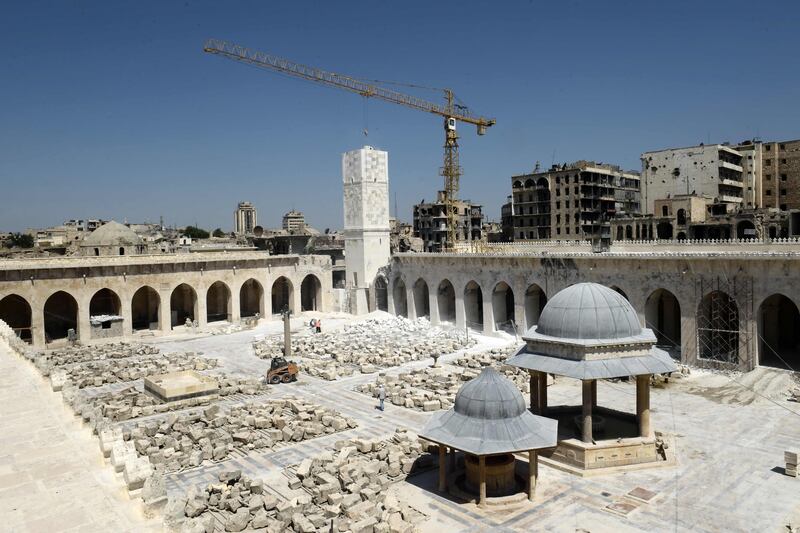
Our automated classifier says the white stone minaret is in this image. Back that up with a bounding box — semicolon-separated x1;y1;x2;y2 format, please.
342;146;390;313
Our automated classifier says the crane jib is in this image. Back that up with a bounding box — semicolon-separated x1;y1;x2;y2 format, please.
203;38;495;250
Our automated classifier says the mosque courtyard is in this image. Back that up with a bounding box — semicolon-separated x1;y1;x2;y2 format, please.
0;311;798;533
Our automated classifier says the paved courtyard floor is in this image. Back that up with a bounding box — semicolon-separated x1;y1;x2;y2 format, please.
1;312;799;532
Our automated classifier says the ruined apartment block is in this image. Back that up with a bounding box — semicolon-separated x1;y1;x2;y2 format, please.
510;161;640;241
641;144;745;215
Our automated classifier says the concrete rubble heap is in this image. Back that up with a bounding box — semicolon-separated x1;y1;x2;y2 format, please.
104;397;357;474
253;317;475;380
356;347;527;412
168;428;428;533
27;341;161;376
50;351;218;391
63;374;269;431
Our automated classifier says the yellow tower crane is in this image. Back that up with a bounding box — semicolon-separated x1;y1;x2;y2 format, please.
203;38;495;250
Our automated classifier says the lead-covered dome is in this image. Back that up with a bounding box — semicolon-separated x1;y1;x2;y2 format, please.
536;282;641;340
83;221;141;246
453;366;526;420
420;367;558;455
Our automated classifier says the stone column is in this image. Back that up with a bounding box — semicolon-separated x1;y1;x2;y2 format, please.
450;446;456;472
406;287;417;320
636;374;651;438
230;288;241;323
582;379;593;443
514;300;525;337
529;370;539;413
159;289;171;332
527;450;538;501
291;283;302;315
438;445;447;491
478;455;486;507
429;289;440;326
455;292;466;329
196;291;208;328
31;297;45;347
538;372;548;413
482;295;494;335
77;297;91;342
120;294;133;337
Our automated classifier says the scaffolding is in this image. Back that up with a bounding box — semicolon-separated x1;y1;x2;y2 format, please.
696;275;753;365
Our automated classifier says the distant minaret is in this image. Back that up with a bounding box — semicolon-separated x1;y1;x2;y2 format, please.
342;146;390;313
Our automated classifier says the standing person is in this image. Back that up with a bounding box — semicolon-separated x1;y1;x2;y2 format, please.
316;318;322;334
378;384;386;411
309;318;316;333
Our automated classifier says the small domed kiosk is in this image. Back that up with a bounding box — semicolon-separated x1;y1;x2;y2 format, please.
420;367;557;506
507;282;677;473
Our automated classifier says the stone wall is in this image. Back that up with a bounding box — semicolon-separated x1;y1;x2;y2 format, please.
387;251;800;372
0;252;332;347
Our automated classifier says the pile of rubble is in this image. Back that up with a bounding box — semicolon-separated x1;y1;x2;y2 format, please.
169;429;428;532
451;346;530;389
356;366;475;412
30;342;161;376
253;317;475;376
104;397;356;474
50;352;218;391
356;346;528;412
64;374;270;431
0;319;29;354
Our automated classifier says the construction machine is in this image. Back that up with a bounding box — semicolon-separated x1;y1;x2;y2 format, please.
265;306;300;384
266;356;299;384
202;39;495;250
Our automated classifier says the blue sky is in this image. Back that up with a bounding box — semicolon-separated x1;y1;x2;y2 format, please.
1;0;799;232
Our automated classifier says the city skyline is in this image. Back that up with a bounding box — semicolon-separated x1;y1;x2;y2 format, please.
2;1;799;232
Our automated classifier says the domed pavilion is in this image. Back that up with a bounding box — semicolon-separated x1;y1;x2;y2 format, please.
507;282;677;473
420;367;557;506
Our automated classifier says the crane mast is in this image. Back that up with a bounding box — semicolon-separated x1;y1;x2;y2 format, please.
203;38;495;250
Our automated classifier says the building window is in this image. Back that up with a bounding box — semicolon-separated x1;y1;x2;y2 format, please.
781;189;787;196
766;160;772;166
661;206;669;216
566;227;570;234
555;176;560;184
781;204;787;210
766;190;772;196
767;174;772;180
766;145;772;151
556;201;560;209
782;174;788;181
556;228;561;235
780;144;786;150
556;189;560;197
781;158;787;164
565;200;570;209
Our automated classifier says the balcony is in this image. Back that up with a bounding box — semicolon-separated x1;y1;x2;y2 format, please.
720;178;743;188
719;161;743;173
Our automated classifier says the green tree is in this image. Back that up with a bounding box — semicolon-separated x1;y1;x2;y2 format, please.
6;233;34;248
212;228;225;238
182;226;210;239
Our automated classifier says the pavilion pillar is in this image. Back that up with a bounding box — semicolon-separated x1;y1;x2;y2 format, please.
529;370;539;413
438;445;447;491
527;450;538;501
478;455;486;507
449;446;456;472
582;379;593;443
636;374;651;438
538;372;548;414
